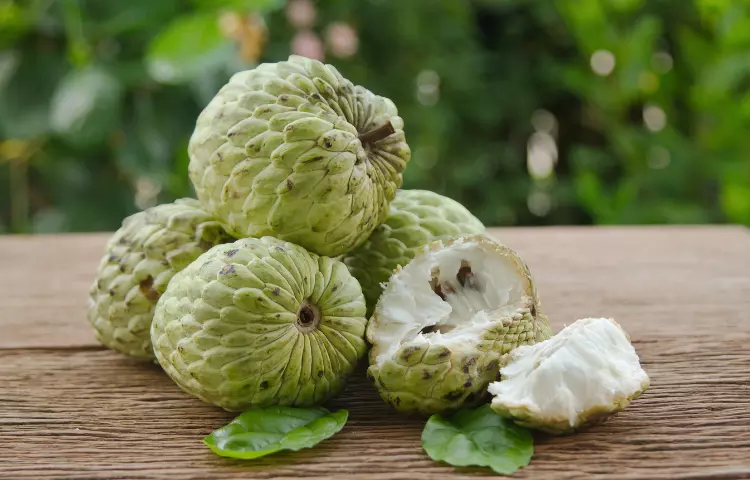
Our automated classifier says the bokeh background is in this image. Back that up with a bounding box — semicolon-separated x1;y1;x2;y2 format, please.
1;0;749;234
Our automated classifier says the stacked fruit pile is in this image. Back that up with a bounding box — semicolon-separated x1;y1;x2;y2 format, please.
87;55;649;469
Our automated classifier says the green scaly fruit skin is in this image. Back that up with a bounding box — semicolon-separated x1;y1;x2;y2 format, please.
342;189;485;316
150;236;369;412
366;235;553;417
87;198;235;360
187;54;411;258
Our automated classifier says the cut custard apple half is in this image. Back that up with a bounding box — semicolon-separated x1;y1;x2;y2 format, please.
366;235;553;416
488;317;650;435
342;189;485;316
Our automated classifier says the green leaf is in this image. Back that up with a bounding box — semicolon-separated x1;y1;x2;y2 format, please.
421;404;533;475
203;406;348;460
145;12;235;84
49;66;123;148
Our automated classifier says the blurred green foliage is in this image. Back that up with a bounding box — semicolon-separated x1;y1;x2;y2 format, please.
1;0;749;234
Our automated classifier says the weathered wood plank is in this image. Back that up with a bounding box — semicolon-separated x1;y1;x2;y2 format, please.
1;226;749;478
1;227;749;349
1;333;749;479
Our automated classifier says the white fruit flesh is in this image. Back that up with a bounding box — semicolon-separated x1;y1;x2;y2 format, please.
488;317;650;432
370;238;531;366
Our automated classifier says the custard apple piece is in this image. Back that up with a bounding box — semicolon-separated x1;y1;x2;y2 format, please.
187;54;411;257
343;189;485;315
150;236;368;411
488;317;650;435
86;198;235;359
366;234;552;416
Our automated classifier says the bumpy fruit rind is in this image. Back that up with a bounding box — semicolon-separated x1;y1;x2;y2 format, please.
343;189;485;315
87;198;234;359
150;236;369;411
187;54;411;257
489;317;650;435
366;235;552;416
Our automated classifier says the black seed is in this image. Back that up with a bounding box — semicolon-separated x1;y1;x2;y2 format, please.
273;287;280;296
486;359;499;371
422;369;431;380
463;380;472;388
260;381;269;389
457;264;474;288
324;138;333;148
332;285;338;292
225;249;238;257
438;349;451;357
109;290;115;296
420;325;437;335
317;371;324;378
286;178;294;190
108;255;118;263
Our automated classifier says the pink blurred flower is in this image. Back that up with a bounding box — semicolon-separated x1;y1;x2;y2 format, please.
326;22;358;58
291;30;324;61
286;0;316;29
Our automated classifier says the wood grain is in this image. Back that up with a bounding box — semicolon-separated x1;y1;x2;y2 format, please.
1;227;749;479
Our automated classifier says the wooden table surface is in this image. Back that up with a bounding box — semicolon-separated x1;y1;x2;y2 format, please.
1;226;749;479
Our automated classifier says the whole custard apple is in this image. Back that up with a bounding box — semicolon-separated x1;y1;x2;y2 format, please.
87;198;235;359
150;236;369;411
187;54;411;257
342;189;485;315
366;235;552;416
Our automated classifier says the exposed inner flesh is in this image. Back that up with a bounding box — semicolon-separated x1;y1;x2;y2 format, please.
372;240;529;364
487;318;650;426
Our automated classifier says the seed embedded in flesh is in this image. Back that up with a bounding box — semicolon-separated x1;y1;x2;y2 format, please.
430;261;480;301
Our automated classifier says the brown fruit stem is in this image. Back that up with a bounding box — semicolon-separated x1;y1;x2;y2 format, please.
358;120;395;145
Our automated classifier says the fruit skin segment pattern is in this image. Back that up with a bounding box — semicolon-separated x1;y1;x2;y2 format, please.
187;54;411;258
87;198;236;360
150;236;369;412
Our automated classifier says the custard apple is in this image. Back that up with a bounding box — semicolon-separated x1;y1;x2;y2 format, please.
151;236;369;411
488;317;650;434
342;189;485;315
87;198;235;359
187;54;411;257
366;234;552;416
